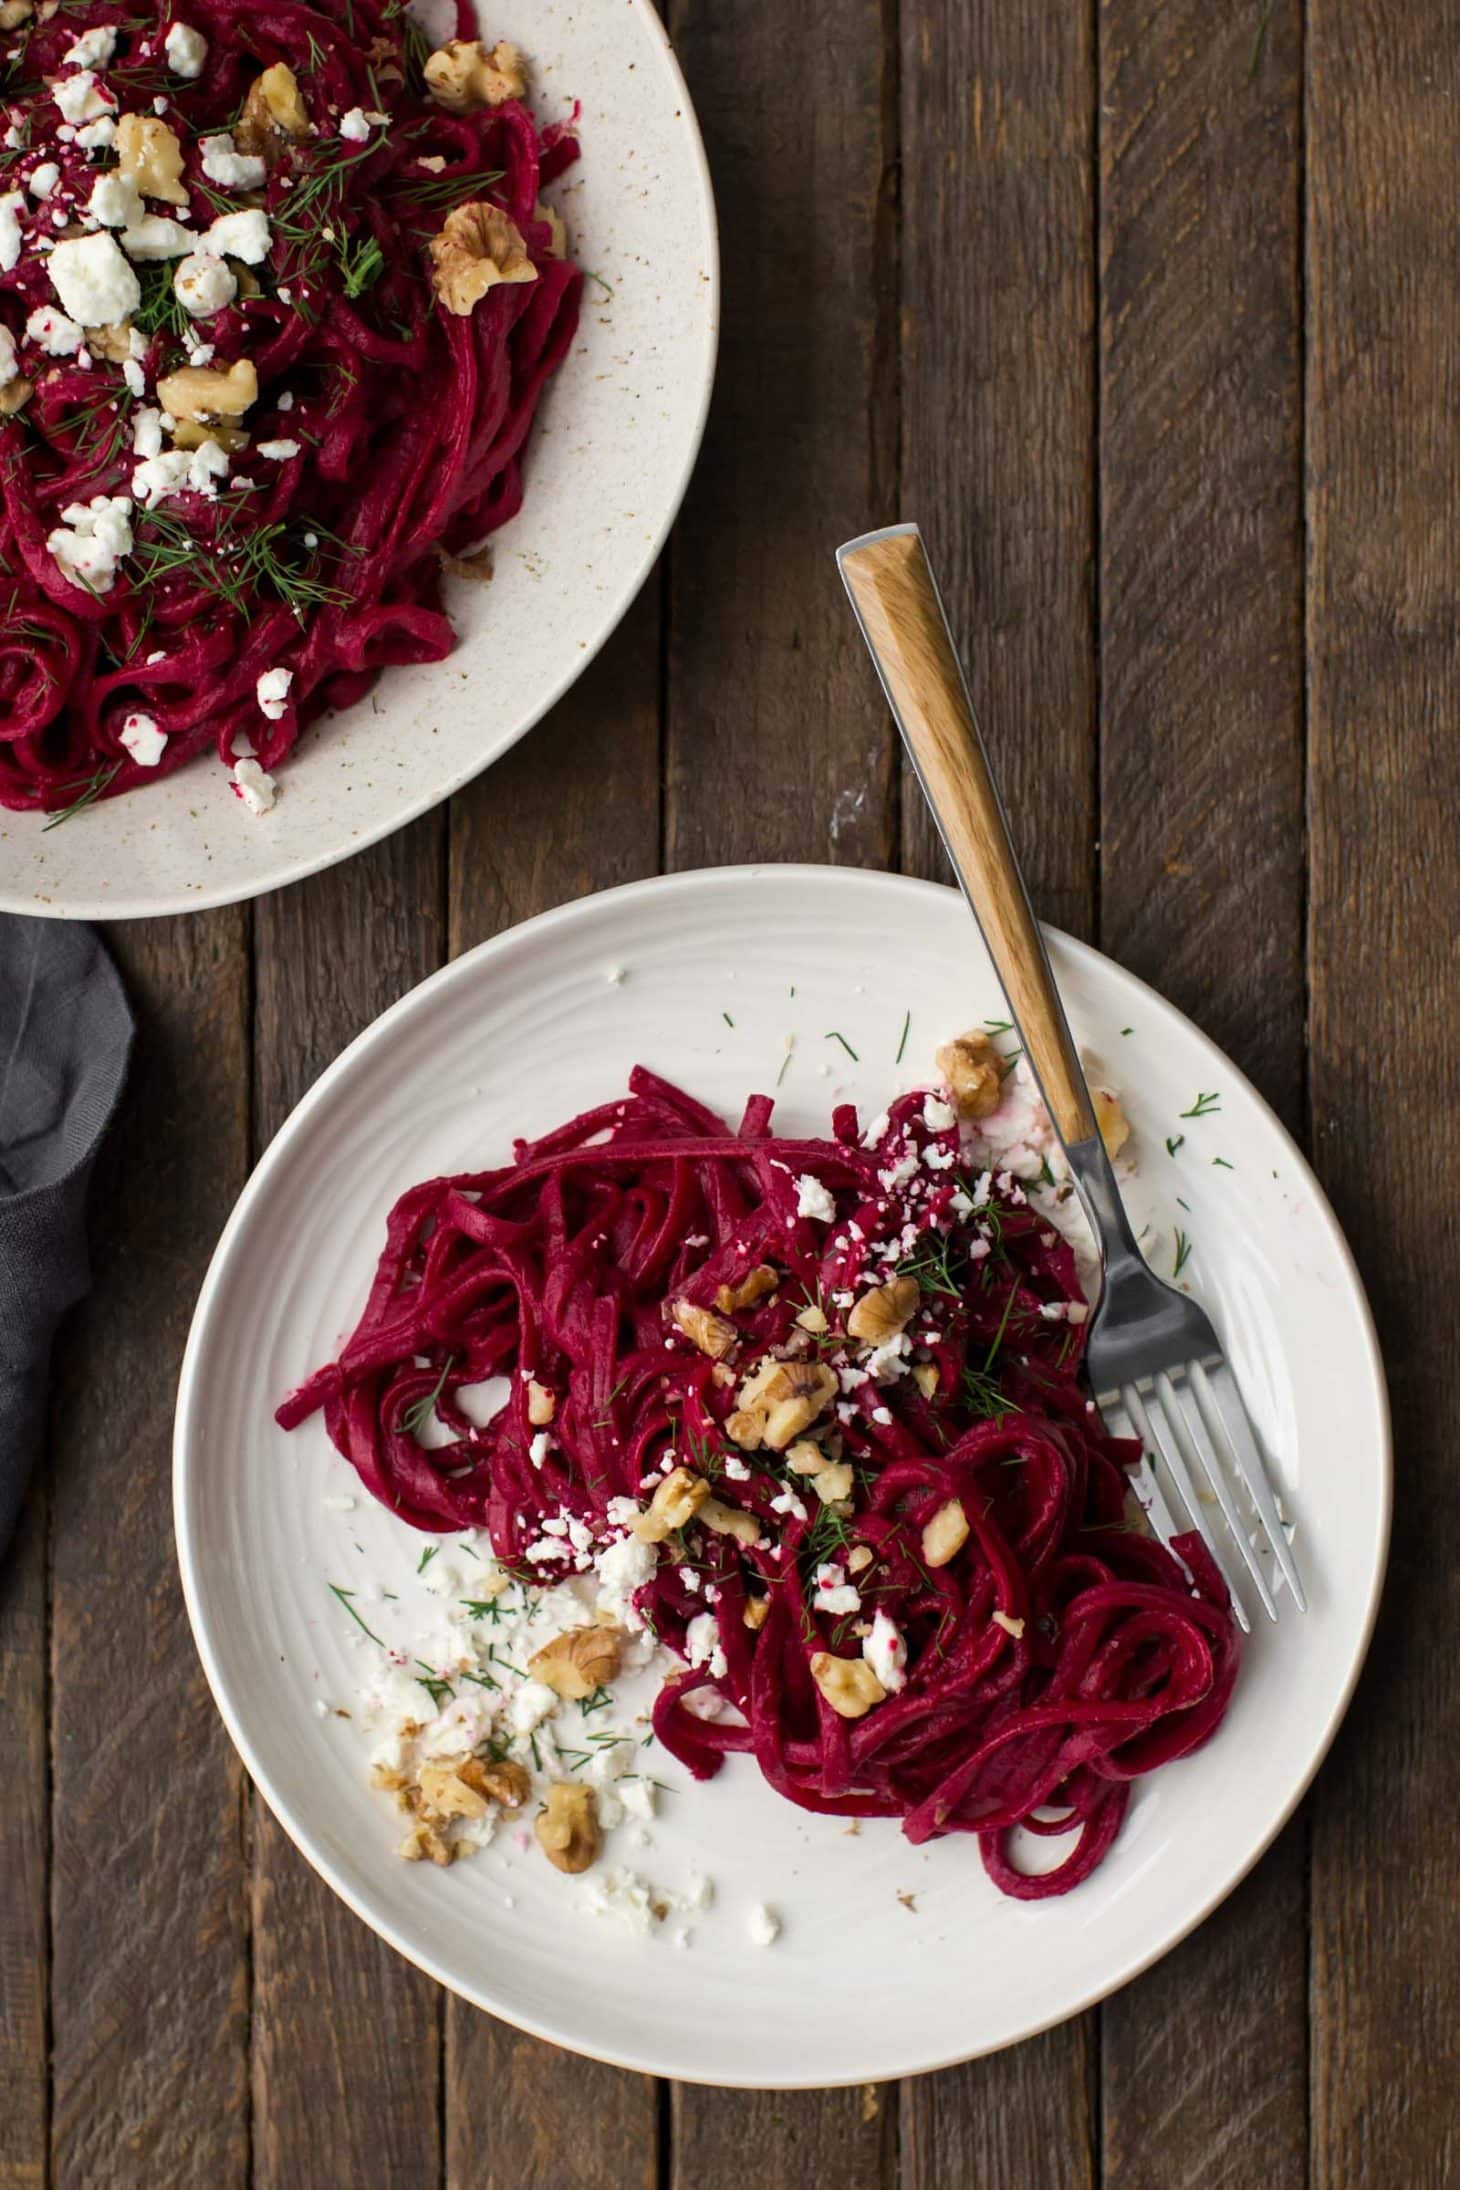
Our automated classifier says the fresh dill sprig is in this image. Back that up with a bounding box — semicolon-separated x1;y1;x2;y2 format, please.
41;761;122;831
1165;1135;1185;1158
396;163;505;213
897;1230;967;1299
960;1364;1020;1423
1180;1091;1221;1119
895;1009;911;1064
337;229;386;299
417;1544;438;1574
1173;1230;1194;1279
396;1355;455;1439
129;509;359;623
415;1662;455;1710
824;1030;860;1061
132;260;190;339
328;1582;385;1646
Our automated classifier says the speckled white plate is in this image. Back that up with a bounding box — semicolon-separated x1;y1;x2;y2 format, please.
2;1;716;921
174;866;1390;2086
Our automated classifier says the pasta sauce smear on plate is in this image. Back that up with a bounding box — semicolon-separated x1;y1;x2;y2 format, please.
0;0;579;817
280;1038;1240;1901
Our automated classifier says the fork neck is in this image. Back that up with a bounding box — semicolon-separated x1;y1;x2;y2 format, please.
1065;1133;1147;1291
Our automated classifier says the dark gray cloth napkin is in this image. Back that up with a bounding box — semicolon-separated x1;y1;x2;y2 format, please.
0;917;133;1560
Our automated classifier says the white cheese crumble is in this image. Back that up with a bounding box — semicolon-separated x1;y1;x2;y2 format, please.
49;232;140;325
131;405;163;458
119;712;167;766
747;1903;781;1947
595;1531;656;1630
120;214;197;261
863;1610;907;1692
53;71;113;125
76;114;117;151
204;207;271;263
794;1172;837;1223
810;1562;860;1616
25;305;83;356
339;105;373;142
63;23;117;68
0;191;22;275
684;1610;726;1679
47;495;133;593
27;161;61;201
0;325;16;387
232;756;277;814
165;20;209;76
256;438;301;461
199;132;266;189
88;171;144;229
256;666;293;720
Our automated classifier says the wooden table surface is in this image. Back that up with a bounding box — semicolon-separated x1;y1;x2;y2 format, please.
3;1;1455;2183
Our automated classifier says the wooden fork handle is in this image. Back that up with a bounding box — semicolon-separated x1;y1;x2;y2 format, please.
839;524;1097;1150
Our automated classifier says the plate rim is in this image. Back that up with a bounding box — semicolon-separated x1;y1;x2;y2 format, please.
5;0;720;925
173;861;1392;2086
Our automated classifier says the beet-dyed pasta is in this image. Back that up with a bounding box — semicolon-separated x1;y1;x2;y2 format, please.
0;0;580;815
279;1067;1240;1899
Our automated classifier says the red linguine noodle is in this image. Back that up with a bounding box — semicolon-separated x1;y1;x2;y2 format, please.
0;0;579;812
279;1069;1240;1899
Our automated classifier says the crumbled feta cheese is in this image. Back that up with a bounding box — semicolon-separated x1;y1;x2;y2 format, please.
811;1562;860;1616
53;71;113;125
338;105;372;142
49;232;140;324
27;161;61;201
252;666;292;721
684;1611;726;1679
199;132;266;189
165;20;208;76
747;1904;781;1947
231;756;277;814
76;114;117;151
26;305;84;356
87;170;144;229
47;495;133;593
204;207;270;263
0;192;22;275
508;1679;557;1735
119;214;197;261
795;1172;836;1223
132;444;228;506
122;355;146;397
131;405;163;459
0;325;16;388
256;438;300;460
863;1610;907;1693
769;1485;809;1524
64;24;118;67
277;389;295;411
595;1531;656;1630
923;1093;957;1133
119;711;167;766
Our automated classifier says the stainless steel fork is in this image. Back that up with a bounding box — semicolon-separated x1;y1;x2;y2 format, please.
837;521;1305;1630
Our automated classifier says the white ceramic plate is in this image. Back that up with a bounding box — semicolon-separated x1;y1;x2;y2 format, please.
1;1;717;922
175;866;1389;2087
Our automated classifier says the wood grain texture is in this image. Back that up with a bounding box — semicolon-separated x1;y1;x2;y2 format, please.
446;588;663;2187
899;0;1097;936
1306;4;1460;2185
250;820;446;2190
897;2;1100;2174
47;915;250;2190
1096;4;1308;2184
0;1492;47;2190
663;0;897;877
671;2084;893;2190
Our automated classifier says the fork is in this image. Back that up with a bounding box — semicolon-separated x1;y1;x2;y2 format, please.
837;521;1305;1630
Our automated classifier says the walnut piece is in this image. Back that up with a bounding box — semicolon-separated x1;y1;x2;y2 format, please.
417;1757;491;1822
526;1378;556;1426
794;1301;829;1336
0;0;34;26
922;1498;970;1569
911;1362;939;1400
398;1821;455;1865
698;1495;761;1547
1092;1086;1130;1159
236;62;311;155
476;1757;531;1809
534;1781;600;1874
87;322;135;364
156;358;257;421
424;37;525;114
440;542;494;583
670;1297;737;1359
742;1595;769;1630
847;1545;874;1576
0;378;32;417
633;1465;709;1543
810;1652;886;1720
714;1264;779;1315
760;1361;837;1451
533;197;566;257
115;114;188;205
936;1029;1005;1121
846;1274;919;1347
528;1625;624;1700
991;1609;1026;1639
170;419;248;455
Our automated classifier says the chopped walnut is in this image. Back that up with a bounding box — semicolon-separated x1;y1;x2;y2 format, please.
87;322;135;364
476;1757;531;1809
810;1652;886;1720
424;37;525;114
526;1379;556;1427
534;1781;600;1873
398;1821;455;1865
847;1545;874;1576
417;1756;491;1822
742;1595;769;1630
1092;1085;1130;1159
922;1498;970;1569
785;1438;827;1478
714;1264;779;1315
633;1465;709;1543
911;1362;939;1401
809;1460;854;1506
429;200;535;315
0;378;32;417
991;1609;1026;1639
115;113;188;205
670;1298;737;1359
760;1361;837;1450
156;358;257;422
0;0;33;25
794;1301;829;1336
528;1624;623;1700
846;1274;919;1346
171;419;249;455
533;197;566;256
936;1029;1005;1121
236;62;311;155
698;1495;761;1547
440;541;494;583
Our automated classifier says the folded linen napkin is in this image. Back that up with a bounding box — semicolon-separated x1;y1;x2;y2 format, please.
0;917;133;1561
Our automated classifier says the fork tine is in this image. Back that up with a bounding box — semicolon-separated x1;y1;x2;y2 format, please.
1101;1396;1186;1547
1122;1383;1251;1634
1156;1371;1278;1623
1189;1359;1307;1612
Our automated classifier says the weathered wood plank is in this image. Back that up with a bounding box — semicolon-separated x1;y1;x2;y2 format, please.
1095;4;1308;2183
898;4;1100;2175
250;819;446;2190
48;914;250;2189
445;592;663;2187
671;2085;892;2190
0;1492;47;2190
1307;4;1460;2184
